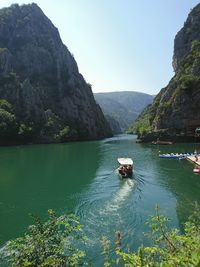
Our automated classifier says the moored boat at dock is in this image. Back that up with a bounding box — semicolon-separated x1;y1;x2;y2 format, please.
193;165;200;173
152;140;173;145
159;153;200;159
159;153;186;159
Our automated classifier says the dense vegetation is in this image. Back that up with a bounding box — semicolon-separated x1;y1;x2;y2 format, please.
2;205;200;266
127;105;152;137
3;210;86;266
0;98;74;145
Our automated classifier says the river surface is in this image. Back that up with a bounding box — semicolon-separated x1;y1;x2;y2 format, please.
0;134;200;264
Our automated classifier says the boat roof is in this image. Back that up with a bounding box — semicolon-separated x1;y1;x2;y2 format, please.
118;158;133;166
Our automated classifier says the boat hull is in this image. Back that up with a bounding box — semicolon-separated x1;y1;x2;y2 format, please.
193;168;200;173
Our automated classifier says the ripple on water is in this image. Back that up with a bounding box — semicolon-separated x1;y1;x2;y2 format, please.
75;169;145;250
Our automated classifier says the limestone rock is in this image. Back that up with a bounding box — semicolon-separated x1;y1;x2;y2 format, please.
134;3;200;142
0;4;112;144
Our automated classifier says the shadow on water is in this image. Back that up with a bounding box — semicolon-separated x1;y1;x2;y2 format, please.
0;141;101;246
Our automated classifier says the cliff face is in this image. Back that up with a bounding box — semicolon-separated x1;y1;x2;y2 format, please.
0;4;112;144
173;4;200;72
104;114;122;134
135;3;200;142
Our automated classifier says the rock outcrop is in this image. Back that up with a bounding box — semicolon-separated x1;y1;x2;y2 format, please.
134;3;200;142
0;3;112;144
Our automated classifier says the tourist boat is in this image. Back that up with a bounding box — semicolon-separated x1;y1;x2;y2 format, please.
159;153;189;159
193;165;200;173
152;140;173;145
117;158;133;178
159;152;200;159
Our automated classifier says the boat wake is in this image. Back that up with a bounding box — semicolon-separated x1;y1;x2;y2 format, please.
104;179;134;212
75;178;136;249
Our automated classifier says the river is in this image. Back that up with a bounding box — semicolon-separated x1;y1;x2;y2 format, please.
0;134;200;264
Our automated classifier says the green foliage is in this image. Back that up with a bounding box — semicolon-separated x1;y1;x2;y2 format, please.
191;40;200;52
54;126;70;142
180;40;200;75
3;205;200;266
189;5;200;19
18;123;33;138
42;110;61;139
5;210;86;267
127;106;152;137
59;126;70;139
0;108;16;134
115;205;200;267
0;99;13;112
101;236;114;267
179;74;200;90
0;99;17;138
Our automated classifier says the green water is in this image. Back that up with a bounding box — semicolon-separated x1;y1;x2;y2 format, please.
0;135;200;264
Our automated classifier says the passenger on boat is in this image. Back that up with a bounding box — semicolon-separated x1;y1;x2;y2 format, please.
118;165;125;175
126;165;132;173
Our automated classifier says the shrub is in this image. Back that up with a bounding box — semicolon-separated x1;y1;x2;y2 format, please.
114;205;200;266
0;107;17;138
55;126;70;142
4;210;86;267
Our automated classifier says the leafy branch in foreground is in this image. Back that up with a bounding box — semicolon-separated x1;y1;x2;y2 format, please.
2;205;200;266
4;210;86;267
115;204;200;266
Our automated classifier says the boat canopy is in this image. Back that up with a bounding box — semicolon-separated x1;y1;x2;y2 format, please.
118;158;133;166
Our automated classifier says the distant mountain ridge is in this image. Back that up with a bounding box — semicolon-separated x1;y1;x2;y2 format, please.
0;3;112;145
94;91;154;133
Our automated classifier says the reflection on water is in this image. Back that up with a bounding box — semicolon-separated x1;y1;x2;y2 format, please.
0;135;200;265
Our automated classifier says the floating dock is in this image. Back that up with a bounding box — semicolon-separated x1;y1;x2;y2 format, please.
186;156;200;166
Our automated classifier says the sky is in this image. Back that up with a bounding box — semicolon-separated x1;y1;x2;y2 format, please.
0;1;200;95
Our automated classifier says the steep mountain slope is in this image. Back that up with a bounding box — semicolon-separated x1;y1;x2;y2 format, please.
94;91;154;133
0;3;112;145
133;4;200;142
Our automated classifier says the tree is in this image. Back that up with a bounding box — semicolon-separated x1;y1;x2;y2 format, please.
115;205;200;266
5;210;86;267
0;99;17;139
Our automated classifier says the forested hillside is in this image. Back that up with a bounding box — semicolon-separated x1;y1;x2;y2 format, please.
95;91;154;133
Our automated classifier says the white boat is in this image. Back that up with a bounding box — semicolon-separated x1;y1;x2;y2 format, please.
118;158;133;165
117;158;133;178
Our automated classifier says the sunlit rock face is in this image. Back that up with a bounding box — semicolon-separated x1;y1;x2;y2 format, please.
136;3;200;142
0;3;112;144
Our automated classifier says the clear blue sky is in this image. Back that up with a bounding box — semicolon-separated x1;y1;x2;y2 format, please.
0;0;200;94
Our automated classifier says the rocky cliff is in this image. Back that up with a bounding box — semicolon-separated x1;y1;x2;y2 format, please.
134;3;200;142
0;3;112;144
